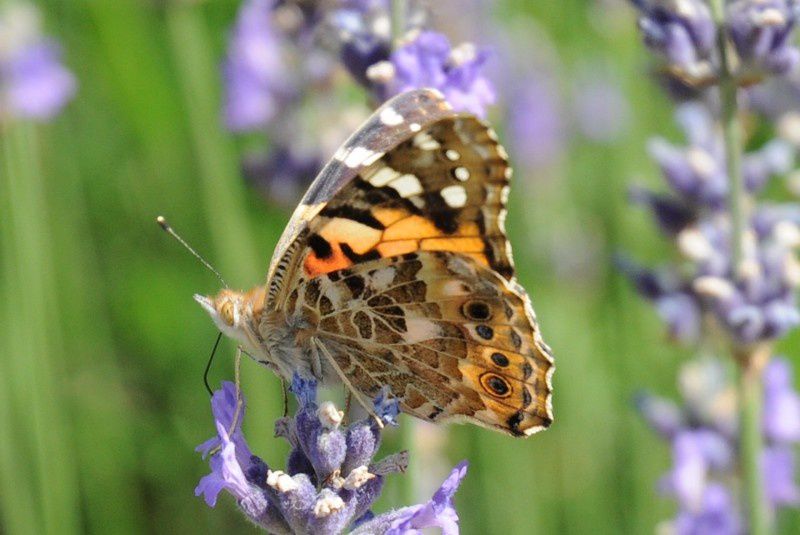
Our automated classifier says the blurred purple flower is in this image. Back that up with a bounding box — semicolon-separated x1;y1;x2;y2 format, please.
630;0;716;85
621;105;800;346
763;357;800;442
638;357;800;526
764;446;800;506
196;378;467;533
660;430;734;509
506;73;564;170
672;483;742;535
368;31;495;117
727;0;800;78
0;4;76;121
223;0;293;132
572;62;631;142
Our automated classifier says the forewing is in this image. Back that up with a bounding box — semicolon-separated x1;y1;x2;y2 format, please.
264;89;457;307
286;252;554;437
265;89;514;308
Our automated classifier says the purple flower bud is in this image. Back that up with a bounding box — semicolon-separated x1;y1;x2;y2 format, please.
727;0;800;78
763;446;800;507
763;357;800;442
661;430;734;510
636;392;686;438
630;0;716;84
371;31;495;117
673;483;742;534
197;377;464;532
352;461;468;535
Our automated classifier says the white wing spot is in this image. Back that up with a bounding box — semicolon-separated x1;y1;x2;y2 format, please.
500;185;510;204
504;166;513;179
486;128;499;141
498;208;508;233
413;132;441;150
362;150;384;166
344;146;378;168
409;122;421;132
379;106;404;126
370;267;396;291
453;166;470;181
445;149;460;161
496;144;509;160
441;185;467;208
404;318;442;343
368;167;401;187
390;174;424;198
333;147;348;162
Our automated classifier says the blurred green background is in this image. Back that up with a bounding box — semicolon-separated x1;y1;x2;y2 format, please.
2;0;798;534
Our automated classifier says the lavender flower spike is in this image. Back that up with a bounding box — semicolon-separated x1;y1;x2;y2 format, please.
196;377;468;533
223;0;291;132
727;0;800;78
368;30;495;117
0;2;76;121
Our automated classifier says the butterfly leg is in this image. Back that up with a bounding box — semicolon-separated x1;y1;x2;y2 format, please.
228;346;244;437
344;390;352;424
311;337;383;429
281;379;289;418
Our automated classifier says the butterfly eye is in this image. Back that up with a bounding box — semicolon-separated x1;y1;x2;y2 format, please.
219;301;235;326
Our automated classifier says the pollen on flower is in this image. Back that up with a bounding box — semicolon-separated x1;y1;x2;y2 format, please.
266;470;299;493
318;401;344;429
343;465;375;490
366;60;396;84
693;276;736;299
774;221;800;248
677;228;714;261
687;147;716;179
312;493;345;518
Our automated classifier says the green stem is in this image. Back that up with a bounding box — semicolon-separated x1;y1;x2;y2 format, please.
710;0;745;272
391;0;407;44
738;349;769;535
1;121;81;534
708;1;768;533
165;2;280;453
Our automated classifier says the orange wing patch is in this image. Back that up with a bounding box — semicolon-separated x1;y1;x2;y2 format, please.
303;207;490;278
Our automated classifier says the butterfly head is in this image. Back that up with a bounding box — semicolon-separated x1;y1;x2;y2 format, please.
194;289;251;346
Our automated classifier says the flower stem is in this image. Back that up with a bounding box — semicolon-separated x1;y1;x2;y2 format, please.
738;350;769;535
709;0;745;272
391;0;407;44
708;1;769;533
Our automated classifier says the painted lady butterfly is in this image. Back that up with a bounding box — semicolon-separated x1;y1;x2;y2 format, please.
195;88;554;436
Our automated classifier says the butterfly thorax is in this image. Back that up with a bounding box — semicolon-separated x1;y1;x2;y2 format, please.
196;285;321;382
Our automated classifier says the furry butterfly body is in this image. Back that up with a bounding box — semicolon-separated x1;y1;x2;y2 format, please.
196;89;554;436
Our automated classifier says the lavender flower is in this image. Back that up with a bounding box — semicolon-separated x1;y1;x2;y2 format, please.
571;61;631;143
638;357;800;526
620;105;800;346
727;0;800;79
630;0;800;88
196;379;468;533
630;0;717;86
222;0;293;132
0;3;76;122
367;31;495;117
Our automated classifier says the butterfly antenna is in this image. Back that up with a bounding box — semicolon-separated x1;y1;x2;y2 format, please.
156;216;228;288
203;332;223;396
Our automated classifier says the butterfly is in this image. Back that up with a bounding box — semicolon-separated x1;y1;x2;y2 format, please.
195;88;554;437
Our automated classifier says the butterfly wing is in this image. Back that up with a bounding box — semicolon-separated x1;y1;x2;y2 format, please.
286;251;553;436
265;88;457;307
264;88;554;435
